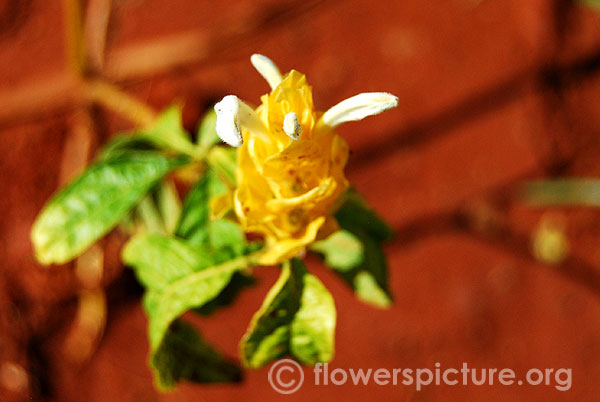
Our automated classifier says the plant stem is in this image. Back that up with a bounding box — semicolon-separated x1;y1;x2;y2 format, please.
137;195;165;234
157;179;182;234
84;0;112;72
84;80;157;127
63;0;87;76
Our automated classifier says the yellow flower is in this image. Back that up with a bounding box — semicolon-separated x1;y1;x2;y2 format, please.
215;54;398;265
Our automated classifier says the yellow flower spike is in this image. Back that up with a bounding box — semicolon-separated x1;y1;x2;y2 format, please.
214;54;398;265
258;217;327;265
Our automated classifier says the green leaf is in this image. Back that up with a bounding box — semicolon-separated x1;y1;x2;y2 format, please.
208;219;245;259
98;105;197;160
310;230;364;271
122;233;214;292
332;188;393;308
98;135;156;160
290;269;336;364
175;176;210;245
241;259;336;368
31;151;185;265
175;169;228;246
143;105;198;157
335;188;393;241
241;261;302;367
176;168;248;257
122;232;253;353
196;109;220;153
194;272;256;316
145;261;240;352
353;271;392;308
123;226;256;387
152;319;241;390
207;146;237;185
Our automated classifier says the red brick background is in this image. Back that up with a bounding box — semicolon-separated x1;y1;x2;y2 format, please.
2;0;600;400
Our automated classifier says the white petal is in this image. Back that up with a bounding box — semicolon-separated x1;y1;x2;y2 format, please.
214;95;243;147
251;54;283;90
321;92;398;128
214;95;268;147
283;112;302;140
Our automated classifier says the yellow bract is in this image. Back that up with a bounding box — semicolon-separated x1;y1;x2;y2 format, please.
234;70;349;265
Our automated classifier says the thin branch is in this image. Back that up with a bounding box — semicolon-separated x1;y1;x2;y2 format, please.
84;0;112;73
83;79;156;126
63;0;87;76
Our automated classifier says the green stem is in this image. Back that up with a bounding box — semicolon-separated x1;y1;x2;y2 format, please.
137;195;165;233
157;179;182;234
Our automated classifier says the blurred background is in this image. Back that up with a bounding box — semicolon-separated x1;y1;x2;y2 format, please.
1;0;600;400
